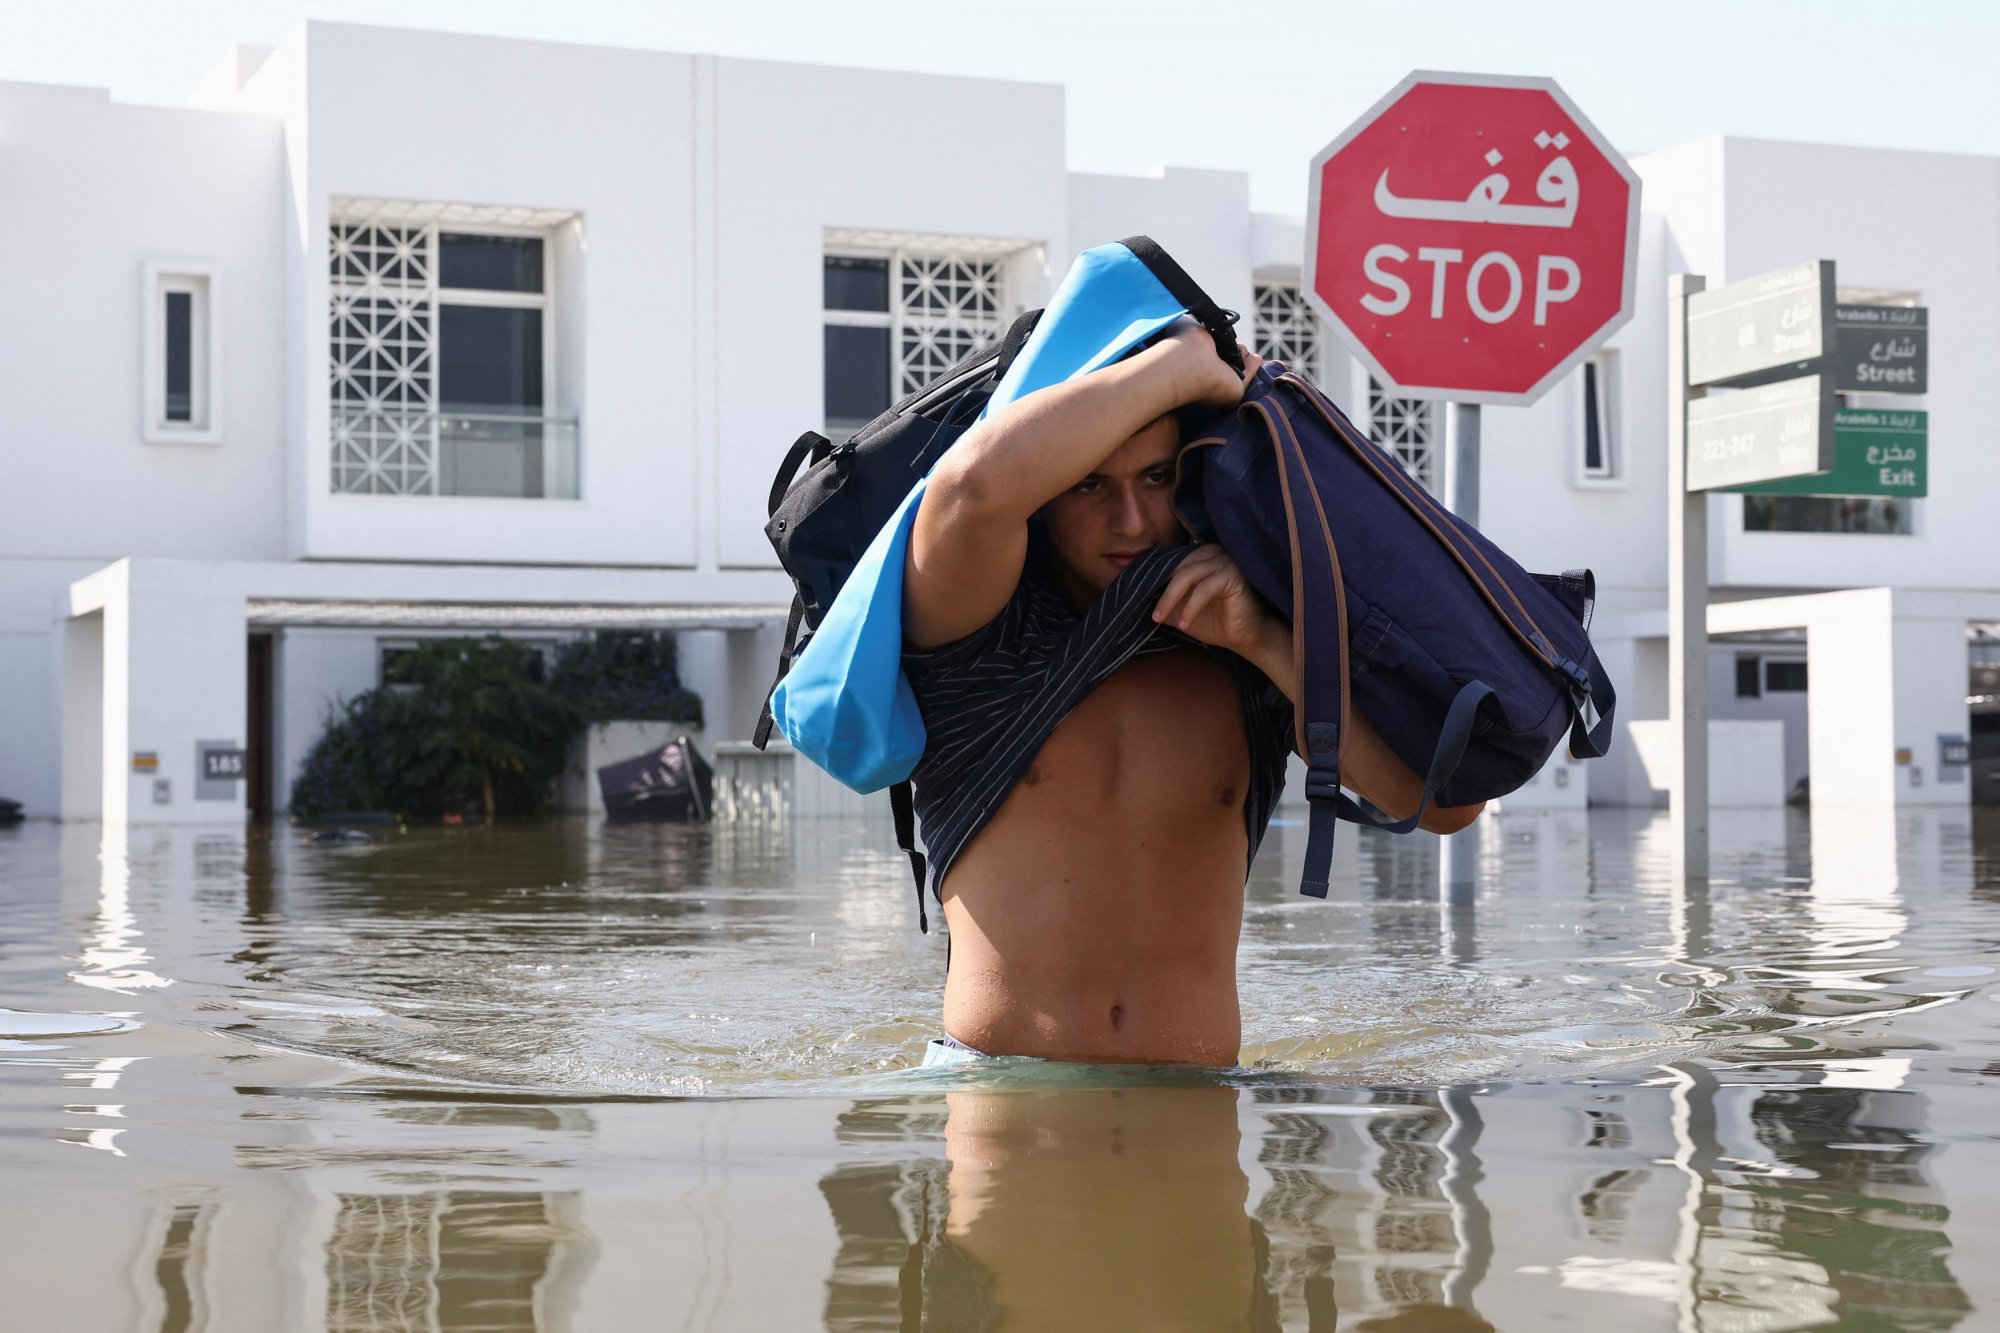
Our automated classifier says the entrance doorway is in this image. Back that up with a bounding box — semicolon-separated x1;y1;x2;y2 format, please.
246;634;274;822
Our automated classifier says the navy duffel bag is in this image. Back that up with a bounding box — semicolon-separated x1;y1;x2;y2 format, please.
1175;362;1616;896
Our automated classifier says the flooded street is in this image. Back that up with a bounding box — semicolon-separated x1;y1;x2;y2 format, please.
4;806;2000;1330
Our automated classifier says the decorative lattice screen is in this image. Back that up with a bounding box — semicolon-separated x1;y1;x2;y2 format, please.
896;254;1005;395
329;223;437;495
1252;282;1319;379
1368;377;1438;493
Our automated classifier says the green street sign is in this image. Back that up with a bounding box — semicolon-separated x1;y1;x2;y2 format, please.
1727;408;1926;498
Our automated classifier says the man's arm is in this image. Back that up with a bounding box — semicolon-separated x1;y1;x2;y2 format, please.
903;324;1244;650
1153;545;1486;835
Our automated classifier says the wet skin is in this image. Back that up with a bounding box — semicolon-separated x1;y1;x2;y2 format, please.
939;421;1253;1064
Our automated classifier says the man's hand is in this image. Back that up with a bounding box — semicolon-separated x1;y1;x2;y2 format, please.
1152;543;1275;655
1159;321;1264;409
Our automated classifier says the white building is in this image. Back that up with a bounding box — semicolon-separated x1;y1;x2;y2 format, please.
0;20;1992;824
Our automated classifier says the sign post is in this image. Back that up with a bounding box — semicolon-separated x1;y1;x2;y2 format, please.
1304;71;1640;904
1668;274;1710;882
1671;259;1847;880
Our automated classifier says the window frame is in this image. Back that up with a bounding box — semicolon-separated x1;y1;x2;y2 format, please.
1764;658;1808;693
821;244;1007;438
142;259;224;445
329;215;567;498
432;223;555;415
1572;349;1624;490
1735;653;1762;699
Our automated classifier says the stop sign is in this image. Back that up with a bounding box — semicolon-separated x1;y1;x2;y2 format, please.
1305;71;1640;405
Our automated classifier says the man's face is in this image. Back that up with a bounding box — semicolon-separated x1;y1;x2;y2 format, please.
1040;415;1184;603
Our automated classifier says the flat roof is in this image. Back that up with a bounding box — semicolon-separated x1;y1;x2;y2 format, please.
245;598;788;632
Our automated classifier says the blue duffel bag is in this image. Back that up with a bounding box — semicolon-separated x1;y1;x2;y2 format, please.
769;237;1242;794
1175;361;1617;896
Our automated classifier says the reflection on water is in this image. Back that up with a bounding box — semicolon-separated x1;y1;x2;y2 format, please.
822;1082;1284;1330
323;1190;591;1333
0;807;1997;1328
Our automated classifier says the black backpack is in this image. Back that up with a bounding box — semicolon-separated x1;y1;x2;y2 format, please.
754;236;1245;926
754;236;1244;749
751;308;1043;894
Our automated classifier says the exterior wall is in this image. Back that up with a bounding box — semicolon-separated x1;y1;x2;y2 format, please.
0;82;289;565
1709;638;1811;792
1069;168;1254;334
1;561;103;814
272;627;382;809
708;56;1068;568
284;23;703;568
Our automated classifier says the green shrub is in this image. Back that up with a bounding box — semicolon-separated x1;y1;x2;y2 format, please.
290;631;704;823
548;631;704;728
291;636;578;822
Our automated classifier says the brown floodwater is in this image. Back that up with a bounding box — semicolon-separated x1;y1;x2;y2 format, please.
3;805;1999;1330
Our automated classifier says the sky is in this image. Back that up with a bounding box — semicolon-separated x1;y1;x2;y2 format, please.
4;0;1997;215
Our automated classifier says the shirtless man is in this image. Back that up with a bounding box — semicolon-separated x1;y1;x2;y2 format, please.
902;321;1481;1065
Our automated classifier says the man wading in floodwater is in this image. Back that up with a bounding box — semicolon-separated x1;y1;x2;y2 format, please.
903;321;1484;1066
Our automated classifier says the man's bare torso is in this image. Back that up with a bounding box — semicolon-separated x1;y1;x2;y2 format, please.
939;644;1252;1064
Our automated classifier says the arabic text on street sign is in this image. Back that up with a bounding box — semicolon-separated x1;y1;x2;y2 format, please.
1725;409;1926;498
1685;374;1835;491
1686;261;1833;389
1834;305;1927;394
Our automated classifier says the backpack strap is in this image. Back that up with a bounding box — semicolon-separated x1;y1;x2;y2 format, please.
1562;645;1618;760
1259;397;1495;896
751;596;807;751
768;431;831;517
889;780;931;932
1251;394;1347;896
1547;566;1615;758
1118;235;1246;374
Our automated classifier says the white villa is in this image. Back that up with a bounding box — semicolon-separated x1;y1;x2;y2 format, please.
1;21;1994;824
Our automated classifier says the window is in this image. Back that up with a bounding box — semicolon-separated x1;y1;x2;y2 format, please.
329;220;575;498
1972;711;2000;762
1368;377;1438;493
822;250;1005;440
143;261;222;443
1765;659;1808;692
1577;351;1618;484
1743;495;1912;535
1735;654;1761;699
379;641;420;688
1252;282;1319;379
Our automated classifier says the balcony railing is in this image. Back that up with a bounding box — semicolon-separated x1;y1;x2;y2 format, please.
331;409;580;499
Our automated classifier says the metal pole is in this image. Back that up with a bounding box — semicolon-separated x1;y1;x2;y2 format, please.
1442;402;1481;909
1450;401;1481;525
1668;274;1710;884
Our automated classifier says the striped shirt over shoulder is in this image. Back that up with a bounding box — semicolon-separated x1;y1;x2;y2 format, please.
902;544;1294;906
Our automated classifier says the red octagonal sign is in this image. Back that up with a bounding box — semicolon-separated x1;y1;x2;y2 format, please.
1306;71;1640;405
